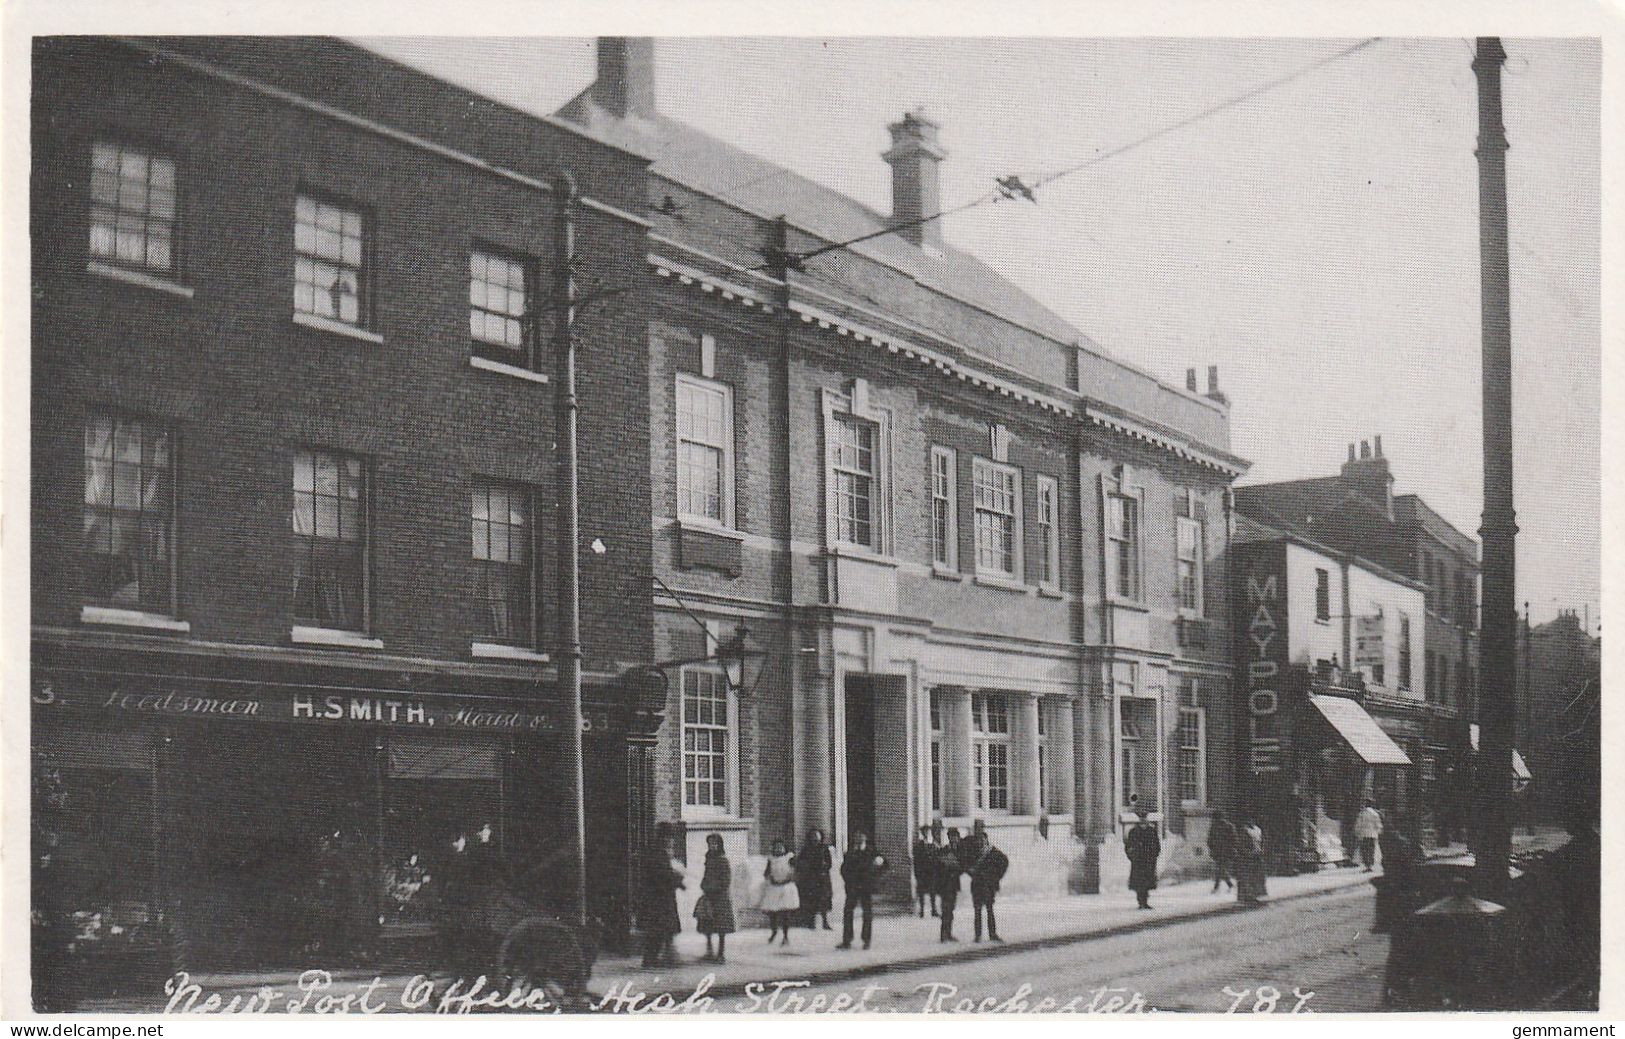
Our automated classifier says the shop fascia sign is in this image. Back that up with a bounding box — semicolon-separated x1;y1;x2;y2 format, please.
1244;563;1288;775
33;679;608;733
1353;610;1385;669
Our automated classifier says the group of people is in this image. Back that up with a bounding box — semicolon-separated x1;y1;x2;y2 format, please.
1123;807;1268;910
910;821;1010;943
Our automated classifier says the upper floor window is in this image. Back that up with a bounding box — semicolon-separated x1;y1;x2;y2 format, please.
1107;492;1142;601
294;195;366;326
83;415;174;613
970;693;1011;813
829;411;881;550
1178;515;1205;615
471;479;534;646
1397;612;1413;689
972;459;1020;578
1037;475;1061;589
291;448;366;630
681;666;734;814
930;446;958;569
90;141;176;274
470;251;533;365
1314;567;1331;621
676;375;734;526
1438;654;1451;706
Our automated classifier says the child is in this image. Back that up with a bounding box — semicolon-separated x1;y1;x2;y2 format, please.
693;833;736;963
760;839;801;944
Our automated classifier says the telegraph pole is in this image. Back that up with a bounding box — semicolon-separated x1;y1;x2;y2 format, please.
553;171;589;926
1472;37;1516;900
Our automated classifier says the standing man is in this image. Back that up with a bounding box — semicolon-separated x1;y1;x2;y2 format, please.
835;832;887;950
912;825;939;918
1208;811;1237;893
1125;807;1161;909
936;828;965;941
967;830;1009;942
1355;800;1384;872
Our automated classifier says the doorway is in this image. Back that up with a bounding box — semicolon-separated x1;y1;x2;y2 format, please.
844;675;877;844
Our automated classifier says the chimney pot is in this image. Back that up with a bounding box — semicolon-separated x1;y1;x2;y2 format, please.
1374;434;1383;457
883;108;947;249
1185;368;1197;392
1361;440;1371;459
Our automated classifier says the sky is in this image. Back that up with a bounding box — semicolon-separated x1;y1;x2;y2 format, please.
360;36;1600;630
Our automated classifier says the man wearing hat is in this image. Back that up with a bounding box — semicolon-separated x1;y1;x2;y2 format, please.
1124;804;1162;909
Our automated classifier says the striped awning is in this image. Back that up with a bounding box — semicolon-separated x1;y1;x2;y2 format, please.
1308;694;1412;765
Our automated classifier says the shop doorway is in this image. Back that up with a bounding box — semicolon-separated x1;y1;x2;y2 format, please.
844;676;877;844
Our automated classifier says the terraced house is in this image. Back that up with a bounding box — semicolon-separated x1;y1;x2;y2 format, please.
557;38;1250;904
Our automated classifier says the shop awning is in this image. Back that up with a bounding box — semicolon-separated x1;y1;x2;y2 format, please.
1469;724;1533;780
1308;695;1412;765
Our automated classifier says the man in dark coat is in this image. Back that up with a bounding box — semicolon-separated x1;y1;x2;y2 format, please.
1208;812;1237;893
835;832;887;950
966;830;1009;942
1124;809;1161;909
912;825;939;918
936;828;965;941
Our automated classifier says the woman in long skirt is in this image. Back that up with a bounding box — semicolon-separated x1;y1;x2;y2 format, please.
760;839;801;945
693;833;736;963
1237;819;1269;904
795;828;833;930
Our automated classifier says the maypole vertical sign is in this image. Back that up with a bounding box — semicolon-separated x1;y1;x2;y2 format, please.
1243;549;1289;775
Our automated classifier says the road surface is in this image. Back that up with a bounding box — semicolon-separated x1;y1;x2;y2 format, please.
774;884;1389;1015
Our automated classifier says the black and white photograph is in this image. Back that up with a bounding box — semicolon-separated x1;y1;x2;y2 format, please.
5;2;1609;1019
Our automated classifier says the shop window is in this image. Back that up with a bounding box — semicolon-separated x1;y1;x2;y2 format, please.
928;691;944;815
676;375;734;526
291;448;366;631
973;459;1020;578
970;693;1011;813
682;667;735;815
83;414;174;614
89;140;177;274
930;446;957;569
469;249;534;366
381;737;504;929
471;479;535;646
294;194;367;326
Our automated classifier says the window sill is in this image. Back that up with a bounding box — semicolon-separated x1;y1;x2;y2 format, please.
80;605;190;633
293;311;384;344
1106;597;1149;613
471;641;550;662
679;812;755;830
470;355;550;384
1037;585;1064;600
678;517;744;541
87;260;195;299
973;572;1030;594
291;625;383;649
931;563;965;582
827;544;897;568
1313;617;1331;626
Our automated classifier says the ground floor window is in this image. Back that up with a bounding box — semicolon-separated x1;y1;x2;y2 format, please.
929;691;944;815
1119;697;1159;815
971;693;1011;812
380;737;505;928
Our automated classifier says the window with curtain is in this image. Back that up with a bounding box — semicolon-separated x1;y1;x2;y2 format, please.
677;375;733;525
830;411;879;549
90;141;177;274
83;415;173;612
973;459;1019;577
971;693;1011;812
471;479;533;645
294;195;366;326
291;448;365;630
469;250;533;365
1108;493;1141;600
682;667;731;812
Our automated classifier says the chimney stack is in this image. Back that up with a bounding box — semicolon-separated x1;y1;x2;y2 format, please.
1342;437;1395;520
1203;365;1228;405
1360;440;1371;459
592;37;656;119
1348;443;1357;462
1374;434;1383;457
1185;368;1198;392
882;109;947;250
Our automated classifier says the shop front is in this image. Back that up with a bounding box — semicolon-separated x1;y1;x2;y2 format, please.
30;643;646;989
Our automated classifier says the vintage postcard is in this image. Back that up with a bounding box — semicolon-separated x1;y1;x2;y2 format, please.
2;0;1611;1020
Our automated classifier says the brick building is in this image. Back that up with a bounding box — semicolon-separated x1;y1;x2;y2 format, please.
1235;438;1478;845
1516;610;1599;818
557;39;1248;905
30;35;660;977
